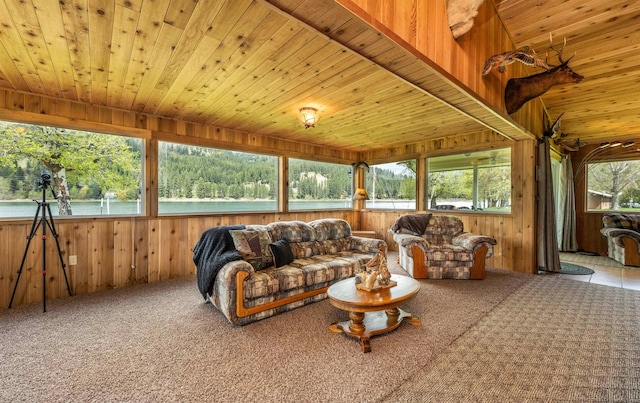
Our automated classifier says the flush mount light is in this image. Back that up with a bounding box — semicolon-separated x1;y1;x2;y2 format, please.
299;107;319;129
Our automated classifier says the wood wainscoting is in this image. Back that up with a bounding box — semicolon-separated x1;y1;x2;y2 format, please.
0;211;356;309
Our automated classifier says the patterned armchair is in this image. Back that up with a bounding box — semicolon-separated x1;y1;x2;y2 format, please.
391;214;497;279
600;213;640;267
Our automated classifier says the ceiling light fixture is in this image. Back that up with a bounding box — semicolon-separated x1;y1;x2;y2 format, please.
299;107;319;129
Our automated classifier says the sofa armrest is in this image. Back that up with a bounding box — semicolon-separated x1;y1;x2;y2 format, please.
350;236;387;254
393;233;429;257
601;227;640;247
452;232;497;256
210;260;255;324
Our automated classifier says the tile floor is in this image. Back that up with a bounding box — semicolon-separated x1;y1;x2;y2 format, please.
555;252;640;291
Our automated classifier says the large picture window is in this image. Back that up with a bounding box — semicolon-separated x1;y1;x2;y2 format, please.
0;120;143;218
158;142;277;214
586;160;640;211
288;158;352;210
365;161;416;210
427;148;511;212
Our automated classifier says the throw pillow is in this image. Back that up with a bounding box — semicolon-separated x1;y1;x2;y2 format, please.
269;240;294;268
229;229;274;270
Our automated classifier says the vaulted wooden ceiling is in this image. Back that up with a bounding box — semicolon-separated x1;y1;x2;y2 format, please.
0;0;637;153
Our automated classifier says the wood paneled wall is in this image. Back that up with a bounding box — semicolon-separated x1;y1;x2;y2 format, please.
571;145;614;255
339;0;543;137
0;212;355;308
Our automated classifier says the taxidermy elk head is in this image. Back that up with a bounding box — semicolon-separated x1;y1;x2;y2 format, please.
446;0;486;39
504;36;584;114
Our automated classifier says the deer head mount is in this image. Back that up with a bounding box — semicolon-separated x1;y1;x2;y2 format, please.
504;35;584;114
446;0;486;39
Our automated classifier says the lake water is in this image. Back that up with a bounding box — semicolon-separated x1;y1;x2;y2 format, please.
0;199;416;218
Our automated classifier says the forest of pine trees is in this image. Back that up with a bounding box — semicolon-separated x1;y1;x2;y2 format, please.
0;139;413;202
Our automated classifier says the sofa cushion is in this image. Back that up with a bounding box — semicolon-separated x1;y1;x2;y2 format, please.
289;241;324;259
229;227;274;270
309;218;352;240
242;254;362;299
319;238;351;254
269;240;294;268
267;221;316;242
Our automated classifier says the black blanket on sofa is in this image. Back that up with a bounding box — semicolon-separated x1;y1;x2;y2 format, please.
193;224;245;299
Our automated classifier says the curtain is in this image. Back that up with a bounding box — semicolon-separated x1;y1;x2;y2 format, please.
561;156;578;251
537;137;561;272
553;157;565;248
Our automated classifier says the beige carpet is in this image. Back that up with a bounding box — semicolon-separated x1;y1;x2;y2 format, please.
0;258;530;402
383;276;640;402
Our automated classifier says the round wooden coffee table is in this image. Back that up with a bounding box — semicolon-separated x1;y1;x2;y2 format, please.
327;274;421;352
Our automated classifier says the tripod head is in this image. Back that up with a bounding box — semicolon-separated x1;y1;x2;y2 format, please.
36;169;52;190
34;169;58;202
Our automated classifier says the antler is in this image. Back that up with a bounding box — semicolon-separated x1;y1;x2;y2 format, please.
546;33;574;67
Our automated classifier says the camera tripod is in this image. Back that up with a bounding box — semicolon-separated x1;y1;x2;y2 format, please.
9;173;72;312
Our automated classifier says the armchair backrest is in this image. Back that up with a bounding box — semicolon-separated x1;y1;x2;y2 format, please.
423;215;464;245
602;213;640;232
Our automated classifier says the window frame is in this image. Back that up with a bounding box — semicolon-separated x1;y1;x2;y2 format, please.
287;157;354;211
364;160;417;210
585;157;640;213
0;119;146;220
425;147;512;214
157;141;279;216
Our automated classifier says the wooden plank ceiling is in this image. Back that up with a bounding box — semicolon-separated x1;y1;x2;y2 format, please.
496;0;640;149
0;0;531;154
1;0;636;153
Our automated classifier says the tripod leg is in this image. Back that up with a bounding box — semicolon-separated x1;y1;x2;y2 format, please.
45;202;72;297
42;201;47;313
8;205;43;309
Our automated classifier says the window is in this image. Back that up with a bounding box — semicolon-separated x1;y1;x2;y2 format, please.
586;160;640;211
365;161;416;209
288;158;352;210
427;148;511;212
158;142;277;214
0;120;143;218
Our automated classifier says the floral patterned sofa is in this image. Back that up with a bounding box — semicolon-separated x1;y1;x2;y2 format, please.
391;213;496;280
601;213;640;267
194;218;386;326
